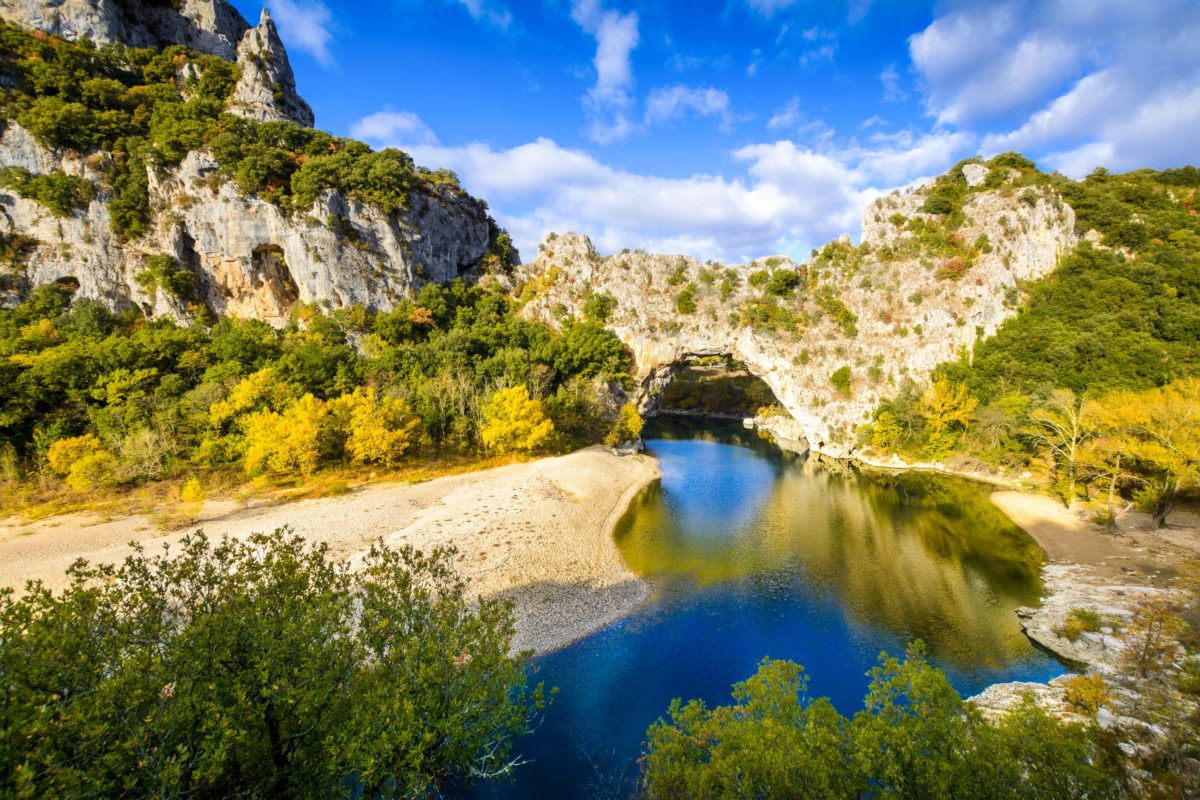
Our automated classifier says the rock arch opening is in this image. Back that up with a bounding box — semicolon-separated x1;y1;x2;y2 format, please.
645;354;783;422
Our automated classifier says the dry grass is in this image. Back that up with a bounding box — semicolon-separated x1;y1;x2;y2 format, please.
1;452;538;528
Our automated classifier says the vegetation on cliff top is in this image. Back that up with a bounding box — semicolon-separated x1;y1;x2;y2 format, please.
865;161;1200;524
0;21;513;261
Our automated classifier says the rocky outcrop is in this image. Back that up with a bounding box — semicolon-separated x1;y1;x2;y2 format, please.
0;123;491;320
516;181;1076;458
227;9;314;127
0;0;250;59
1;1;312;128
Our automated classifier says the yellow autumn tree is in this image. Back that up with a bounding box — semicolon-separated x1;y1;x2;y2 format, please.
209;368;294;431
243;394;330;477
605;403;644;448
1087;378;1200;527
46;434;116;490
920;378;977;455
480;385;554;454
339;388;421;467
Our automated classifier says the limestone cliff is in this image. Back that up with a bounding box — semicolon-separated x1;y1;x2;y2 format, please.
0;0;250;58
1;0;311;126
516;167;1076;458
0;123;491;321
0;2;495;319
228;9;314;127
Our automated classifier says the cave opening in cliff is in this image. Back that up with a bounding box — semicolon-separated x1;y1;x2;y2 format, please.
656;355;782;421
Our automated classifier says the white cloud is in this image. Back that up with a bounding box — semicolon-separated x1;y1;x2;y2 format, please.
350;111;440;147
910;0;1200;174
265;0;334;66
452;0;513;29
644;86;732;127
767;96;801;130
880;64;906;102
354;111;972;264
571;0;640;143
744;0;797;17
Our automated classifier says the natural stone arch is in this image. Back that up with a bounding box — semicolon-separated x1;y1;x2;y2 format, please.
517;176;1076;459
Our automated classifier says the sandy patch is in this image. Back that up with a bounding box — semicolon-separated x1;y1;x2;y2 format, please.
0;447;661;654
990;491;1183;585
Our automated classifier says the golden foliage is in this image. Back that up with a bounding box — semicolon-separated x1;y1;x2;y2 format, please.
46;434;117;490
920;377;978;436
604;403;644;448
339;388;420;468
1063;674;1110;715
244;394;329;477
480;385;554;454
209;368;294;430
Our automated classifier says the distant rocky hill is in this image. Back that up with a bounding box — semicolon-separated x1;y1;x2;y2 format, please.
0;0;502;322
516;160;1077;458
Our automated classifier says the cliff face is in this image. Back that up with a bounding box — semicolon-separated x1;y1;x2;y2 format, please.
1;1;312;126
516;167;1077;458
0;2;494;319
0;0;250;58
0;123;490;321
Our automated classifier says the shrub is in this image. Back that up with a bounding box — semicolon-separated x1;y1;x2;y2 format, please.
604;403;643;447
0;529;544;798
675;283;697;314
135;253;197;303
830;366;852;396
0;167;94;216
582;292;618;324
1056;607;1103;641
1063;674;1110;715
765;269;802;297
480;385;554;453
641;647;1120;800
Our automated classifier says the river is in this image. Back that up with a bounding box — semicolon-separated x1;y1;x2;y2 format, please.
462;420;1063;799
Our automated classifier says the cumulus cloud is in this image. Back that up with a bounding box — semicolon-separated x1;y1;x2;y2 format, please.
265;0;335;66
353;110;973;264
570;0;640;143
350;111;440;147
910;0;1200;174
644;86;732;127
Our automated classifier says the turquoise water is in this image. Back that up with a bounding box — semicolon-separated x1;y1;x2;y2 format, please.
461;421;1063;799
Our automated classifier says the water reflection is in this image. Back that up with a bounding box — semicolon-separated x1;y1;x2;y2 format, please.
617;422;1045;670
459;419;1061;800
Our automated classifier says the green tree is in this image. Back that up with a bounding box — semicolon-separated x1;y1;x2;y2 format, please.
641;646;1121;800
0;529;545;799
830;366;852;397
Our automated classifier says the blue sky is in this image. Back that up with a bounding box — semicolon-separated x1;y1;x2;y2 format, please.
229;0;1200;263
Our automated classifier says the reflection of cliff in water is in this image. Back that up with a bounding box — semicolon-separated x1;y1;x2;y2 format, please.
616;421;1046;670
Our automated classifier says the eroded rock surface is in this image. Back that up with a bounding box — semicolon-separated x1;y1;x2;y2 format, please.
0;124;491;321
0;0;250;58
516;181;1076;457
227;9;314;127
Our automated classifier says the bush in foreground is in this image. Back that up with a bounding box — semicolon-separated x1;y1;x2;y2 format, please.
0;529;545;799
641;645;1121;800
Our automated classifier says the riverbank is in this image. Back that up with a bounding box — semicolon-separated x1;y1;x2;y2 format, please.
0;446;662;655
970;490;1197;722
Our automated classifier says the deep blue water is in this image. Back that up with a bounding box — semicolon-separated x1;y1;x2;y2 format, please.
460;422;1064;799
